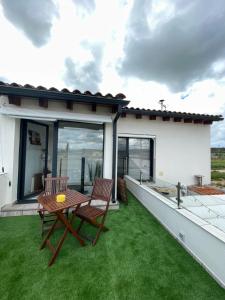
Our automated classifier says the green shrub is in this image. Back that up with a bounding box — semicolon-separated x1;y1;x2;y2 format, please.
211;159;225;170
211;171;225;181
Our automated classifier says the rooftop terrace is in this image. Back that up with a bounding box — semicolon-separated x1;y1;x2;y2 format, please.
0;192;224;299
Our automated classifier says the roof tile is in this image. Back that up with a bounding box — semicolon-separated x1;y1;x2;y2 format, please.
123;107;223;122
0;81;128;104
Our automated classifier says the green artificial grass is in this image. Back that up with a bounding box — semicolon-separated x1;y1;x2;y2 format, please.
0;192;225;300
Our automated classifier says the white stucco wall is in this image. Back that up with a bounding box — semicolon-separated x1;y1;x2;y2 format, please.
20;98;113;116
118;115;211;185
0;96;114;207
0;94;213;205
0;113;20;207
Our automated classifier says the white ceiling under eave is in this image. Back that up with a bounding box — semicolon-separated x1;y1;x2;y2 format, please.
0;105;112;124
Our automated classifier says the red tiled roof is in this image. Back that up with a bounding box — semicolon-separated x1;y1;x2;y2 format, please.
123;107;223;122
0;81;126;100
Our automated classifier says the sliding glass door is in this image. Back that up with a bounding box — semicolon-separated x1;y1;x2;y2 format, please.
117;137;154;181
57;122;104;193
18;120;49;201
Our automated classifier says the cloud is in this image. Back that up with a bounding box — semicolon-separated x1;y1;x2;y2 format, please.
72;0;95;13
0;0;58;47
119;0;225;92
64;44;103;92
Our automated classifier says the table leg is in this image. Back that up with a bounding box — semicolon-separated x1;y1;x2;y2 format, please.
40;210;85;267
56;212;85;246
48;227;69;267
40;218;58;250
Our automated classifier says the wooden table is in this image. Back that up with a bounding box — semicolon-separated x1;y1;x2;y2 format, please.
38;189;89;266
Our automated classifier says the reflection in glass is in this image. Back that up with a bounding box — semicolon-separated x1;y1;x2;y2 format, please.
129;138;150;181
118;138;127;177
57;122;103;192
24;122;47;196
117;137;152;181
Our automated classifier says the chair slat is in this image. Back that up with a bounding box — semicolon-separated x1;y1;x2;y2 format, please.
74;178;113;245
38;176;69;236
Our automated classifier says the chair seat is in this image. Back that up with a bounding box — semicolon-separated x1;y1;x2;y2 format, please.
76;205;104;220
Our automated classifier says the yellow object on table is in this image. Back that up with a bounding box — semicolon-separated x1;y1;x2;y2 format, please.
56;194;66;203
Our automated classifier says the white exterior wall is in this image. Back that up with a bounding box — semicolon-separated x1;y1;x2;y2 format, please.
0;96;113;207
118;115;211;185
0;112;20;207
126;176;225;288
20;98;113;116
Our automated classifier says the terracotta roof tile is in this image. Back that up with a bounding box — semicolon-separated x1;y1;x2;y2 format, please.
24;84;35;89
84;91;92;95
10;82;21;87
0;81;129;106
37;85;47;90
49;87;59;92
123;107;223;122
94;92;103;97
115;93;126;99
105;93;113;98
72;89;81;94
61;88;70;93
0;81;222;121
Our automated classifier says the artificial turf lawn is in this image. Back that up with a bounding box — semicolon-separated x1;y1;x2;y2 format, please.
0;192;225;300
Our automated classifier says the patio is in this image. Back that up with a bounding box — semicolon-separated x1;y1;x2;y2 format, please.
0;192;224;299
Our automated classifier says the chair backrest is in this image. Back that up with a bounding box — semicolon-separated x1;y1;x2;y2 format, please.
91;178;113;203
44;176;69;195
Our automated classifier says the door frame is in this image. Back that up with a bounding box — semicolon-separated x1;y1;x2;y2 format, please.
54;120;105;192
17;119;49;202
117;136;155;181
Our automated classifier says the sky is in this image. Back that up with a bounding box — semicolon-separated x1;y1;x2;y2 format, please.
0;0;225;146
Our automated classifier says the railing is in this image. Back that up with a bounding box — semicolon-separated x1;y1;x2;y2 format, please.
125;174;225;287
135;173;225;235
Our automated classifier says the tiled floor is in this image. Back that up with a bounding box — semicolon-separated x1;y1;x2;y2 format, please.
179;194;225;233
1;200;119;217
1;203;39;217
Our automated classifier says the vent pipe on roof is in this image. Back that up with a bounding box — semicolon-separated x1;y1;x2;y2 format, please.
159;99;166;111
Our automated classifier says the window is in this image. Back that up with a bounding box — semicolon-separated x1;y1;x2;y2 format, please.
117;137;154;181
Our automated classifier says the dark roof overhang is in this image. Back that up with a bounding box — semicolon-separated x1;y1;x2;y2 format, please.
122;107;223;122
0;82;130;107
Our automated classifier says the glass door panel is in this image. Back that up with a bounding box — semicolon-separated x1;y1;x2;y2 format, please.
128;138;150;181
117;137;154;181
57;122;103;193
21;121;48;200
117;137;128;177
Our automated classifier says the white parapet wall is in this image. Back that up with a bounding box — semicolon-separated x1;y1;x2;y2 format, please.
125;175;225;288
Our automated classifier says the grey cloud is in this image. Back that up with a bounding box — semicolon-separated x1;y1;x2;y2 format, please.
1;0;58;47
72;0;95;13
119;0;225;92
64;44;103;92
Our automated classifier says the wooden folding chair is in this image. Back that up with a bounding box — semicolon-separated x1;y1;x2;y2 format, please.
38;176;69;236
73;178;113;245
